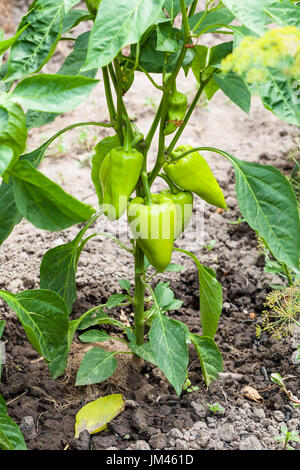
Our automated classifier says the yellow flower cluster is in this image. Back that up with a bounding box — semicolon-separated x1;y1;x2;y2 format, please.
222;26;300;83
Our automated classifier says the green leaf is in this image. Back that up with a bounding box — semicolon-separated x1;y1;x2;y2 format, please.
10;159;95;231
62;9;92;33
40;215;98;313
156;22;181;53
191;45;209;83
118;279;131;292
0;320;4;380
79;330;112;343
82;0;165;71
164;0;194;18
107;294;127;309
214;71;251;114
0;134;59;245
190;334;223;386
165;263;185;272
58;32;97;78
0;289;69;363
175;248;223;338
0;414;27;450
0;177;21;245
0;25;29;55
149;315;189;395
77;310;126;331
26;32;98;130
154;282;174;308
40;241;78;314
5;0;69;81
0;320;4;340
228;155;300;272
221;0;266;35
48;318;79;379
11;74;99;113
209;42;233;68
0;103;27;176
189;7;234;34
264;0;300;28
91;135;120;205
0;394;7;414
258;75;300;127
76;347;117;386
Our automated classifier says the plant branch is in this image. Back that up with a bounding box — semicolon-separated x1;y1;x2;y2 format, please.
102;66;117;123
113;58;124;144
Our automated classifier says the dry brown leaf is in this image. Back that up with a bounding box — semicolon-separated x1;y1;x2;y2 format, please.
242;385;264;404
120;310;131;327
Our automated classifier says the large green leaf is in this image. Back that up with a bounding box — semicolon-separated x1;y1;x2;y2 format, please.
0;132;62;245
189;7;234;34
11;74;99;114
214;71;251;114
26;32;98;130
47;318;79;379
0;25;29;55
228;155;300;272
62;9;92;34
9;159;95;231
190;334;223;386
149;315;189;396
174;248;223;338
221;0;266;35
264;0;300;28
4;0;70;81
40;214;99;313
40;242;78;315
75;347;118;386
81;0;165;71
0;289;69;363
0;103;27;176
258;74;300;127
0;181;22;245
0;414;27;450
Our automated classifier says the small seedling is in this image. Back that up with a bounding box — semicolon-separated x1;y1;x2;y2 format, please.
227;217;246;225
270;372;300;407
274;425;300;450
207;402;225;415
203;239;216;251
182;374;199;393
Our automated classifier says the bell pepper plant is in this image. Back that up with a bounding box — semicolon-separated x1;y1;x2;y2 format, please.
0;0;300;449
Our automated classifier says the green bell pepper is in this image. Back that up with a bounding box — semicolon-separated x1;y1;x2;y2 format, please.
160;188;193;239
164;87;188;136
100;145;143;221
163;145;227;209
127;194;176;272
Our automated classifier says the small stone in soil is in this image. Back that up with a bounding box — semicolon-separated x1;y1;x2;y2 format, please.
19;415;37;439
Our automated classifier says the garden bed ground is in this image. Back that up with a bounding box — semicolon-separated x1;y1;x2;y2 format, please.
0;1;299;452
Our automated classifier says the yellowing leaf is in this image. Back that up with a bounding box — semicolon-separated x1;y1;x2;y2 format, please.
75;394;125;438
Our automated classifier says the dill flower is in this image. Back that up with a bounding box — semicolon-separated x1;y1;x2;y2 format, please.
222;26;300;83
256;282;300;340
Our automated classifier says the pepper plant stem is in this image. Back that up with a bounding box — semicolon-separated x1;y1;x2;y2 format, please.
102;66;116;124
133;244;146;346
113;58;124;145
